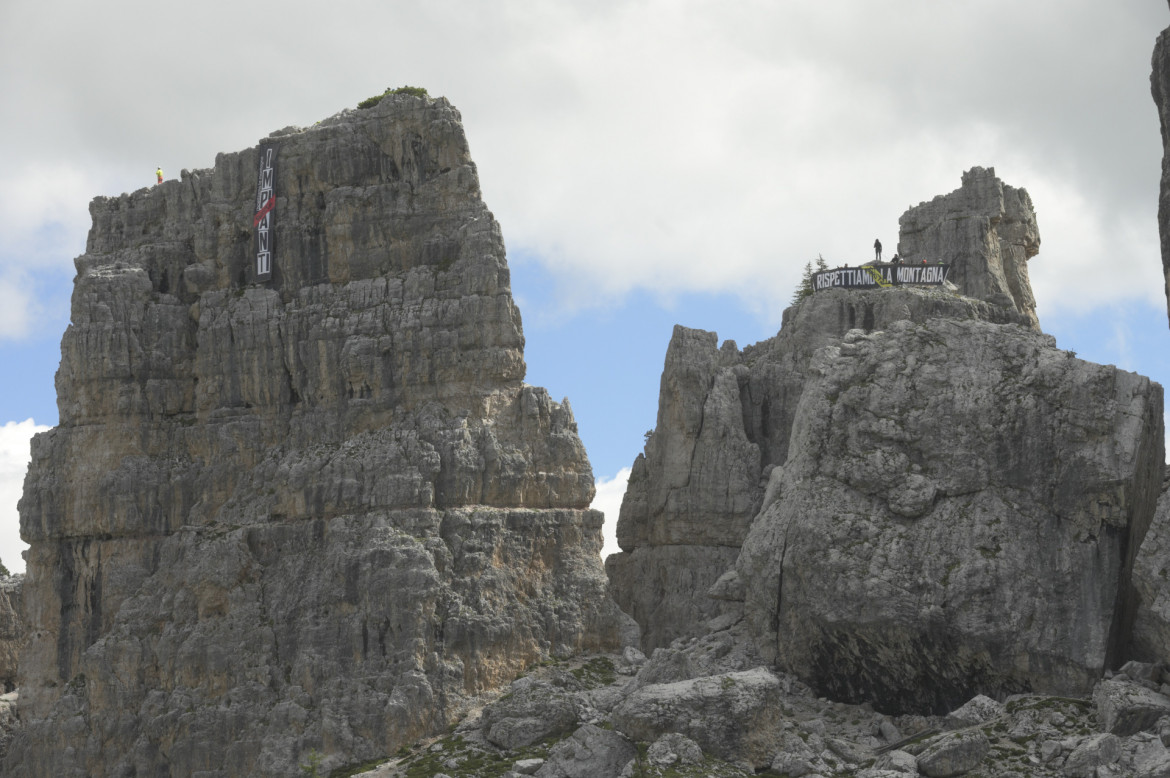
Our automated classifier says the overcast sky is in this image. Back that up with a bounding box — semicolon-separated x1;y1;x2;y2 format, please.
1;1;1168;573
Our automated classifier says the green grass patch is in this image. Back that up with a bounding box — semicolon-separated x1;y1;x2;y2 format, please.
358;86;430;109
570;656;617;689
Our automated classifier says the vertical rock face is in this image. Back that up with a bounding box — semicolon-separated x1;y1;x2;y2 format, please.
605;327;760;650
606;289;1030;650
0;576;22;693
1130;467;1170;668
1153;12;1170;325
738;320;1163;713
608;169;1039;653
609;169;1166;716
7;95;618;777
898;166;1041;329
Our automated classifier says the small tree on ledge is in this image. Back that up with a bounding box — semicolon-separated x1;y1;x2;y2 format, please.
791;254;829;306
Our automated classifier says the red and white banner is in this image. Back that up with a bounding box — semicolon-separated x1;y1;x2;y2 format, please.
253;144;277;282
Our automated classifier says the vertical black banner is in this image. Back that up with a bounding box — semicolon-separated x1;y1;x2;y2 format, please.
253;143;277;282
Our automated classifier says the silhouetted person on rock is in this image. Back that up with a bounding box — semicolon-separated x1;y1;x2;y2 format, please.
874;238;882;262
156;167;163;185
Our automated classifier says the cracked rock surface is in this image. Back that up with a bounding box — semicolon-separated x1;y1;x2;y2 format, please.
4;94;619;778
609;168;1164;716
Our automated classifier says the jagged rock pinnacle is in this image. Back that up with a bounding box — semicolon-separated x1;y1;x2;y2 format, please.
5;94;620;777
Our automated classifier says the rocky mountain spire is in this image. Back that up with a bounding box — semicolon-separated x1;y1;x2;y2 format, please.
608;169;1164;716
897;166;1041;329
5;93;620;777
1153;10;1170;326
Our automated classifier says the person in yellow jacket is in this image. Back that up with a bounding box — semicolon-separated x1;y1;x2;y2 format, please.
156;167;163;185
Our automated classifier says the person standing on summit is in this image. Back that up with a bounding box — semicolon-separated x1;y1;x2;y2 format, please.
156;166;163;185
874;238;882;262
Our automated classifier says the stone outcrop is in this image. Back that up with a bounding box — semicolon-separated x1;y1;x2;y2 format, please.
605;284;1031;651
387;643;1170;778
5;94;619;777
0;575;22;694
1133;468;1170;664
1152;11;1170;325
608;170;1041;655
898;166;1041;329
914;729;990;777
611;667;785;769
738;318;1163;713
480;670;586;749
533;723;635;778
1094;676;1170;736
608;168;1166;718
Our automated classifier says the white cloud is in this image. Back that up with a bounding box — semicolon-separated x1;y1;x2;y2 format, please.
590;467;631;562
1007;162;1165;318
0;164;94;268
0;164;94;339
0;3;1167;554
457;2;1169;321
0;1;1164;332
0;418;47;575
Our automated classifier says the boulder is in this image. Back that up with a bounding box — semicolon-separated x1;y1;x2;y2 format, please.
1127;734;1170;778
946;695;1004;728
621;646;646;668
533;724;635;778
645;732;703;767
1061;732;1120;777
914;729;991;777
769;731;827;778
1120;660;1167;687
1094;677;1170;736
873;749;918;774
611;667;783;769
481;673;584;749
512;758;544;775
